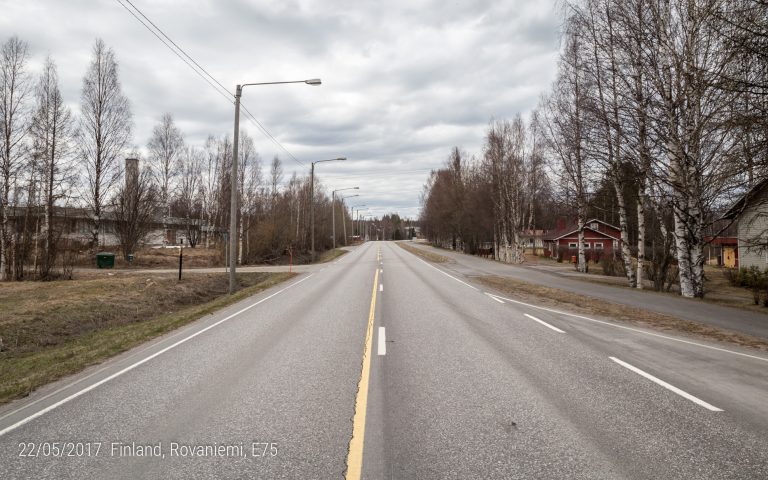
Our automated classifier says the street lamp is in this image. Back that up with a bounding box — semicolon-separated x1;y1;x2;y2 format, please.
350;204;366;240
310;157;346;259
340;194;359;246
230;78;321;294
363;214;375;242
332;187;359;249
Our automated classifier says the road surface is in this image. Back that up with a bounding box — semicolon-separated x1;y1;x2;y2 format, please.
405;242;768;339
1;242;767;479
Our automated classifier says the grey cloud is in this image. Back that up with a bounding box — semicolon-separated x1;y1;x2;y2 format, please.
1;0;561;218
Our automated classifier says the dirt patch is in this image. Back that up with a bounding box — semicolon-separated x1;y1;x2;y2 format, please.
398;242;450;263
0;271;294;403
476;275;768;353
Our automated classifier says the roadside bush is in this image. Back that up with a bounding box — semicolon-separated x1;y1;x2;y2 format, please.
722;267;740;286
600;257;626;277
738;266;768;305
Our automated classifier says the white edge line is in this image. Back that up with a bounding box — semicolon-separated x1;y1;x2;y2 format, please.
0;273;315;438
609;357;723;412
486;292;768;363
413;256;479;291
485;292;505;303
379;284;383;292
524;313;565;333
378;327;386;356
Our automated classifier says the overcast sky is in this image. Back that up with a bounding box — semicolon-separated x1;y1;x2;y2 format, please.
1;0;561;219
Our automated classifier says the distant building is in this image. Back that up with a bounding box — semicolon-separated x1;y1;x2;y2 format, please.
543;218;620;262
519;229;547;256
5;205;206;249
4;157;208;251
723;178;768;269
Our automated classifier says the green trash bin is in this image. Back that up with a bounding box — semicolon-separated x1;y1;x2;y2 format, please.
96;252;116;269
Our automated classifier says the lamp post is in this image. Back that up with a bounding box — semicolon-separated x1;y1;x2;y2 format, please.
332;187;358;249
230;78;321;294
350;205;365;241
341;194;359;246
362;214;373;241
310;157;346;260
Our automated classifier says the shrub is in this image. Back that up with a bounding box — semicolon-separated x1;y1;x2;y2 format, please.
600;257;626;277
722;267;739;286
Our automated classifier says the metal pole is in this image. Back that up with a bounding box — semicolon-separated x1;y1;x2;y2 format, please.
310;162;315;260
332;191;336;250
229;85;241;294
342;199;348;246
178;243;183;281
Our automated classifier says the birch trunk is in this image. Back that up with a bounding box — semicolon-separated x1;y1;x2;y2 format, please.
636;186;646;289
613;181;637;287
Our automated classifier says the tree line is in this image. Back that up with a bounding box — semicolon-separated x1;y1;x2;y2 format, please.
420;0;767;298
0;36;350;281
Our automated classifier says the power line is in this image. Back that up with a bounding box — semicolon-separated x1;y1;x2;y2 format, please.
113;0;306;166
121;0;231;98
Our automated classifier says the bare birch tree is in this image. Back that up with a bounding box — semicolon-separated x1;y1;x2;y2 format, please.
112;159;158;260
0;36;31;281
147;112;184;222
79;38;132;250
542;17;594;272
29;56;74;278
176;145;203;247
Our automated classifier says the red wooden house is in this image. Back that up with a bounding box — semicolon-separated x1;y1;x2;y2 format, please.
543;219;621;262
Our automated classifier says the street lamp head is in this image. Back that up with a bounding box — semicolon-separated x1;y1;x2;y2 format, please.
337;157;347;161
305;78;322;85
353;186;359;189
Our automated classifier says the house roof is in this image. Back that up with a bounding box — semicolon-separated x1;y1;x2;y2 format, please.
704;236;738;246
723;177;768;219
544;218;620;242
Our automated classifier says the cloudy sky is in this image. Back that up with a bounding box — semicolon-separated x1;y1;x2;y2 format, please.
1;0;562;219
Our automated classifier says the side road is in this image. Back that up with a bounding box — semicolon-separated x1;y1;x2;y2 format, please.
72;247;358;275
405;242;768;340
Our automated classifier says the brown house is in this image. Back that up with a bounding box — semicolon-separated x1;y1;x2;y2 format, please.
544;219;620;262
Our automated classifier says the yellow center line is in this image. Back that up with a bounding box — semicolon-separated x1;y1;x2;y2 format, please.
345;247;380;480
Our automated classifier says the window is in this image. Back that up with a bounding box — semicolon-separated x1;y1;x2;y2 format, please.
590;222;599;230
594;242;604;250
568;242;578;248
584;242;591;249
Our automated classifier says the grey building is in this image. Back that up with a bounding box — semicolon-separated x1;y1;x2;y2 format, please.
724;179;768;269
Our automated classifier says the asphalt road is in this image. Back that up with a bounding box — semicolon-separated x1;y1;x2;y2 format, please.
1;241;767;479
405;242;768;339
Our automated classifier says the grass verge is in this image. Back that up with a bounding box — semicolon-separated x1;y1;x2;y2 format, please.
476;275;768;353
0;271;295;404
316;248;349;264
398;242;450;263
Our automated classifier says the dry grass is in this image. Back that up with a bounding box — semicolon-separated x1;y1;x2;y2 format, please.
398;242;450;263
0;271;294;403
477;275;768;353
317;248;349;264
74;247;223;269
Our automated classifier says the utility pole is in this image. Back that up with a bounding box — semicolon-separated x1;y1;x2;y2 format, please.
229;85;241;294
340;195;360;246
310;161;315;260
228;78;321;294
332;187;358;249
342;200;347;245
310;158;347;259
